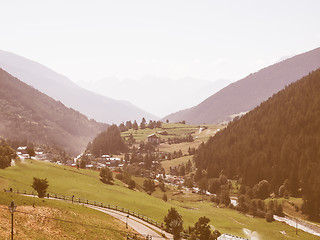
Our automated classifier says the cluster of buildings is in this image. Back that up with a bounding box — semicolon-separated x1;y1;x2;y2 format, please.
16;146;51;162
72;153;124;170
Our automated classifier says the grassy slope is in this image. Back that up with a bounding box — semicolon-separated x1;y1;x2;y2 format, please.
0;160;318;240
0;191;133;240
161;156;193;173
122;123;222;148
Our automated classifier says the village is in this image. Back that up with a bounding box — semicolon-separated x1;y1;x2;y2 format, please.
14;131;213;195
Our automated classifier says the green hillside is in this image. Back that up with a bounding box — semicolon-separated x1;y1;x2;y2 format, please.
195;69;320;220
0;160;318;240
0;191;132;239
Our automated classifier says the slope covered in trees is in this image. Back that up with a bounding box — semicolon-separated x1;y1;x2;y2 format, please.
0;69;107;155
88;125;128;157
164;47;320;124
194;69;320;220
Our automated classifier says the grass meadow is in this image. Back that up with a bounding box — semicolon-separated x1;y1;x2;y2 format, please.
0;160;318;240
0;190;133;239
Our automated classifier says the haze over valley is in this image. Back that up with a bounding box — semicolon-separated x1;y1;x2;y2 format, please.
0;1;320;240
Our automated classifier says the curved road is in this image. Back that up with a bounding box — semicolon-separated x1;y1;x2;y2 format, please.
88;205;173;239
22;194;173;239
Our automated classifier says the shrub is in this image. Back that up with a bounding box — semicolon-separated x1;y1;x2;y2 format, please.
115;173;124;181
128;179;136;189
265;210;274;222
32;177;49;198
163;194;168;202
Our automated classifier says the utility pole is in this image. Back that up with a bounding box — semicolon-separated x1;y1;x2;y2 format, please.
126;214;129;229
8;201;16;240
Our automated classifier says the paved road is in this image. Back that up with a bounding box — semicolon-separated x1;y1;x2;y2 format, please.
21;194;173;239
88;205;173;239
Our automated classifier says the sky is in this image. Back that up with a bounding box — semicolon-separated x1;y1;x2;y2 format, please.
1;1;320;105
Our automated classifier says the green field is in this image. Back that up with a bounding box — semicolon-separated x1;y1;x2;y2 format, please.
0;160;318;240
121;123;222;144
0;191;133;239
161;155;193;173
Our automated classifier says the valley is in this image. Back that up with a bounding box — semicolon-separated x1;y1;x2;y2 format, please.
0;7;320;239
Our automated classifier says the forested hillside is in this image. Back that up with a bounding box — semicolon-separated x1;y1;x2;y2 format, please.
87;124;128;157
195;69;320;220
0;69;107;155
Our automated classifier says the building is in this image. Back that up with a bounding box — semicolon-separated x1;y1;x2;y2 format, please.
147;134;160;145
217;234;249;240
16;146;27;155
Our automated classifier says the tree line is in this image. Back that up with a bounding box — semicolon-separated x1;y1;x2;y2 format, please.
118;118;162;132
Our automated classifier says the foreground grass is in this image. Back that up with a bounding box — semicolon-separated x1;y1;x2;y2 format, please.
0;191;134;239
0;160;318;240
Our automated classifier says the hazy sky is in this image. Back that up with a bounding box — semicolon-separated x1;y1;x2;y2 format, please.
1;0;320;83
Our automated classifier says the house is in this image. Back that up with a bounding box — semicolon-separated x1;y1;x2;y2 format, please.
217;234;248;240
101;155;110;159
16;146;27;155
147;134;160;145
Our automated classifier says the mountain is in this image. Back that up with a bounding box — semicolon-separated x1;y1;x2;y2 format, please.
0;68;107;155
195;68;320;219
163;47;320;124
78;76;231;117
0;50;156;124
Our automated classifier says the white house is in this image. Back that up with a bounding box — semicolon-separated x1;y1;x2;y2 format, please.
217;234;248;240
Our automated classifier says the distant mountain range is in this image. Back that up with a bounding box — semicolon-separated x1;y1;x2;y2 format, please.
0;68;107;155
78;76;231;117
163;47;320;124
0;50;156;124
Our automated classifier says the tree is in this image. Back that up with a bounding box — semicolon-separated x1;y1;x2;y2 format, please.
0;141;15;169
27;147;35;159
32;177;49;198
128;179;136;189
179;165;186;176
125;120;133;129
255;180;271;200
79;158;87;169
220;189;231;206
198;177;208;194
164;208;183;240
100;167;113;183
118;122;128;132
191;216;213;240
159;182;166;192
143;178;155;194
132;120;139;130
208;178;221;194
265;210;274;222
140;117;146;129
0;156;11;169
163;194;168;202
